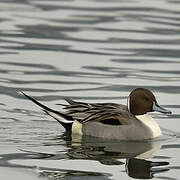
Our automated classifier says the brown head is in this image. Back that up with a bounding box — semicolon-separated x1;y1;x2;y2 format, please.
128;88;171;115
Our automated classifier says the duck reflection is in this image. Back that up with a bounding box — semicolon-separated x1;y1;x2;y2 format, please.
64;133;169;179
68;133;161;161
126;158;169;179
1;133;169;179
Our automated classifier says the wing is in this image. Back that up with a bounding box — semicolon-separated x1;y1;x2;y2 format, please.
61;98;130;125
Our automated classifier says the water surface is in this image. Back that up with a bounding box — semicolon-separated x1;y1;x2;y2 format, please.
0;0;180;179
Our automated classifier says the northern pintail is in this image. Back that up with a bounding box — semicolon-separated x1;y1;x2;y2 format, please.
21;88;171;140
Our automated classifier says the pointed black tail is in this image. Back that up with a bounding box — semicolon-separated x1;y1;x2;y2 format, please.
20;91;73;132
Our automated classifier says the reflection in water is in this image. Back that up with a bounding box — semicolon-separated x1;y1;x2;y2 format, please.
0;133;170;179
69;135;170;179
126;158;169;179
69;135;162;160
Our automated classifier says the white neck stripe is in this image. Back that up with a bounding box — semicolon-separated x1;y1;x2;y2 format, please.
127;96;130;112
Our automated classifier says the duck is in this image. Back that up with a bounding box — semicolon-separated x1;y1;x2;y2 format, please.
21;88;171;141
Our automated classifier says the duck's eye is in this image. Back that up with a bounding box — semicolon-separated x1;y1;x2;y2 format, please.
144;97;149;101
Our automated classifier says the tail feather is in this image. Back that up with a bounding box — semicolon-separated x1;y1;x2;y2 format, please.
20;91;74;132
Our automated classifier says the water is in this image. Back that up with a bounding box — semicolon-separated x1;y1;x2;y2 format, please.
0;0;180;179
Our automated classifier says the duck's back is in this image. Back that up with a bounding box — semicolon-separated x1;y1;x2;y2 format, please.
63;98;129;125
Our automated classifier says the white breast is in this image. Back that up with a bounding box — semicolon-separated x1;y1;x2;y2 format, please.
135;114;162;138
